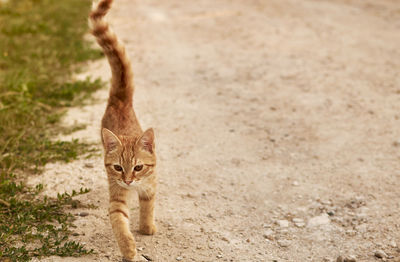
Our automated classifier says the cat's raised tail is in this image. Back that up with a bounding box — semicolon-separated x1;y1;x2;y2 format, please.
89;0;134;105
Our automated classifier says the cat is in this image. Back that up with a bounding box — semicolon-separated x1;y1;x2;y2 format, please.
89;0;157;260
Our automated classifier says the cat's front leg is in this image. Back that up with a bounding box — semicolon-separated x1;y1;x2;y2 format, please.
109;192;136;261
138;184;157;235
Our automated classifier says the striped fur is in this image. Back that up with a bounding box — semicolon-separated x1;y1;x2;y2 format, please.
89;0;133;105
90;1;157;261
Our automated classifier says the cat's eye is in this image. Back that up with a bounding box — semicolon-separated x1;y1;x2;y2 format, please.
134;165;143;172
113;165;123;172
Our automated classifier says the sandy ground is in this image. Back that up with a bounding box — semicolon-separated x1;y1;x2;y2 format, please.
28;0;400;261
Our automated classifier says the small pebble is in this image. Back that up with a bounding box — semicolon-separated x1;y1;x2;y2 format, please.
344;255;356;262
292;218;303;223
277;240;291;247
375;250;387;259
221;236;230;243
79;212;89;217
276;219;289;228
176;257;183;261
142;254;153;261
216;254;223;259
84;163;94;168
263;229;274;240
292;218;305;228
307;214;330;227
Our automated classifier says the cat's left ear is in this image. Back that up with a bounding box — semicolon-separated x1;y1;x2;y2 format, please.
137;128;155;154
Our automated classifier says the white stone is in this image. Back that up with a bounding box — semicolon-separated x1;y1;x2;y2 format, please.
292;218;305;227
389;240;397;248
307;214;330;227
277;239;291;247
263;229;274;240
276;219;289;228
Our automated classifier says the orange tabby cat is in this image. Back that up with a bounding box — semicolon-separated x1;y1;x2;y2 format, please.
89;0;157;260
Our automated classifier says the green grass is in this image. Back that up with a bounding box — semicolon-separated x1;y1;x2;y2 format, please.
0;0;104;260
0;176;94;261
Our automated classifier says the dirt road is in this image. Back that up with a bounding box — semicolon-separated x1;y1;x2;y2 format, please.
31;0;400;261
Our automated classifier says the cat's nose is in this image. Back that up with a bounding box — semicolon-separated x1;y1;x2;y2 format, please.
125;180;133;185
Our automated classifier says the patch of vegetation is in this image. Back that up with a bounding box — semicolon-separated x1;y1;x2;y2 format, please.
0;0;104;260
0;175;93;261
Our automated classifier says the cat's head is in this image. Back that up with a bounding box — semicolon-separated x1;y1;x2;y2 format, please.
102;128;156;189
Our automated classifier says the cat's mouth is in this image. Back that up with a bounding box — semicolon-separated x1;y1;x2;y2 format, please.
116;179;139;189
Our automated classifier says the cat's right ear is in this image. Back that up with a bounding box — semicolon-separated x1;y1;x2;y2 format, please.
102;128;121;152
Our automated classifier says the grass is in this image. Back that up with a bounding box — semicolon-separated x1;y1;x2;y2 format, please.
0;177;93;261
0;0;104;260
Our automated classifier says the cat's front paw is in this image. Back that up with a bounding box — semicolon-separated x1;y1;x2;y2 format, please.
120;237;136;261
121;249;136;262
139;223;157;235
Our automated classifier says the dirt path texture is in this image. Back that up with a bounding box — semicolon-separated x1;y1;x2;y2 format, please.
30;0;400;261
